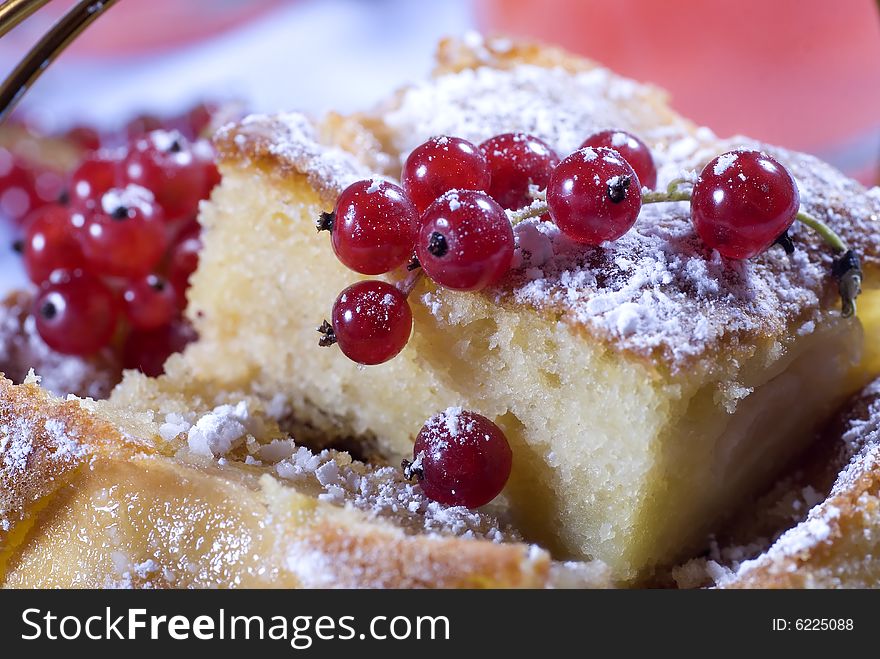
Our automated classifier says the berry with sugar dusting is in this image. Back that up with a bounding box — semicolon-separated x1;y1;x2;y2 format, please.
416;190;514;291
546;146;641;244
402;136;491;213
580;129;657;190
690;149;800;259
33;270;119;356
78;185;168;279
21;204;87;284
480;132;559;210
324;178;418;275
122;274;178;330
326;280;413;365
405;409;512;509
124;130;207;223
69;153;123;212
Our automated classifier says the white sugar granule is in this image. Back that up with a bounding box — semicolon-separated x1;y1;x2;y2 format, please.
712;152;739;176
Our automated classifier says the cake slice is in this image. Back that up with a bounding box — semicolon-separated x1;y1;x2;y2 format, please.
106;36;880;582
710;378;880;588
1;375;607;588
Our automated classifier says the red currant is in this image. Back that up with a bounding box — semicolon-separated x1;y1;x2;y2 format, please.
327;179;418;275
479;132;559;210
410;409;512;508
31;168;66;207
125;114;164;141
69;153;123;212
580;129;657;190
691;150;800;260
185;102;217;139
78;185;168;279
123;319;196;377
65;125;102;152
330;280;412;365
546;147;642;245
124;130;206;222
416;190;514;291
402;136;491;213
21;204;87;284
0;148;39;224
33;270;119;356
123;274;178;330
167;229;201;308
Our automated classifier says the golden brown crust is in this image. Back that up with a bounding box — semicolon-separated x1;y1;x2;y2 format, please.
0;377;143;548
0;377;606;588
213;112;381;207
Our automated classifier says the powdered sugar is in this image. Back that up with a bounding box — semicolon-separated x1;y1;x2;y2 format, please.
374;59;880;368
712;152;739;176
100;184;156;217
186;401;256;457
512;220;554;269
383;65;679;165
0;417;34;473
215;112;372;204
1;397;89;534
609;132;629;148
274;445;512;541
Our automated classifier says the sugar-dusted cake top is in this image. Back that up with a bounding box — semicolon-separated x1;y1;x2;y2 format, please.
216;35;880;371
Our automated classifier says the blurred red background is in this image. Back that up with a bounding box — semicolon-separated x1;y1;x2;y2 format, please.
477;0;880;183
2;0;287;55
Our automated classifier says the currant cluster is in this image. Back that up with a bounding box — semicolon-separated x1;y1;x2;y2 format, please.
316;131;566;364
316;128;859;509
4;114;218;374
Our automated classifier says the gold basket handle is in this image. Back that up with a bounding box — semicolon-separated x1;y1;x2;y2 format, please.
0;0;119;123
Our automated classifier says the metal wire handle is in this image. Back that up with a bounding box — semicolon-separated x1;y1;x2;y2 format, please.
0;0;119;124
0;0;53;38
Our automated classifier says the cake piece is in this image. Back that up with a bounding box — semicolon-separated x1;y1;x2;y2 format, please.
712;378;880;588
0;376;607;588
109;37;880;582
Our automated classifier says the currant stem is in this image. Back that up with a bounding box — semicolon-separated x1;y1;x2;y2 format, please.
316;211;335;233
507;186;860;317
316;320;337;347
397;268;424;298
795;211;847;254
641;189;692;204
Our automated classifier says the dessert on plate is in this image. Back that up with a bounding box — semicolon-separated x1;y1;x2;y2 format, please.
1;35;879;587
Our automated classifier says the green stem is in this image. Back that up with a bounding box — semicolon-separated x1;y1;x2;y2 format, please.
507;186;860;317
795;211;848;254
641;191;851;254
641;190;692;204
